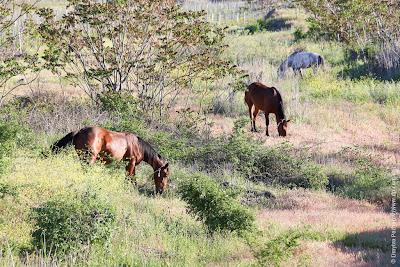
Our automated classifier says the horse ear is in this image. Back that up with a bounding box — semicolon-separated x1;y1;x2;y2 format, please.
163;163;169;169
286;119;291;123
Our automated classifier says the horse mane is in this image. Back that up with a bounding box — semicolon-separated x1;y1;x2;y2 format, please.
273;87;286;120
137;136;163;165
283;52;300;69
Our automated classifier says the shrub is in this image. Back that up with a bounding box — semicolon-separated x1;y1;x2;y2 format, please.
178;173;256;233
222;118;263;176
246;228;303;267
244;22;261;34
0;114;31;175
260;18;291;32
98;90;139;117
293;27;306;42
31;191;116;255
337;146;396;203
187;120;328;191
253;142;329;190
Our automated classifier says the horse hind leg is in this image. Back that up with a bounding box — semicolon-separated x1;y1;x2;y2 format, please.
245;92;255;131
298;69;303;78
252;107;260;132
248;105;255;132
313;65;318;74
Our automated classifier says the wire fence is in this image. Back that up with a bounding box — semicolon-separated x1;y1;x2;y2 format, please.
181;1;264;25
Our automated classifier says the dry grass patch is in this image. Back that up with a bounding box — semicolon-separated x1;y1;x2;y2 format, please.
288;240;387;266
257;189;391;232
256;189;398;266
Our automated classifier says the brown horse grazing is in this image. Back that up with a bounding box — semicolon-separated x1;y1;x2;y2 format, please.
51;126;170;194
244;82;290;136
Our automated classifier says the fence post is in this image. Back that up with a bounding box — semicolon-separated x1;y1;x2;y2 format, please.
18;26;23;54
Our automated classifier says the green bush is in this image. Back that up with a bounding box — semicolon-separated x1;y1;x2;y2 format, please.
98;90;138;116
0;116;30;175
246;228;303;267
31;191;116;254
187;120;328;191
178;173;256;233
255;230;302;266
338;146;395;203
293;27;306;42
244;22;261;34
252;143;329;190
259;18;291;32
222;118;263;176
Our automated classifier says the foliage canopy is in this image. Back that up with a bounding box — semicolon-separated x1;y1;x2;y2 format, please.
37;0;241;111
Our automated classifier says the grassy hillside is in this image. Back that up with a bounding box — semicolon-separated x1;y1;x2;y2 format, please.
0;5;399;267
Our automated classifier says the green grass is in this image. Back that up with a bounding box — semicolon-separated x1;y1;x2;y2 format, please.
1;149;254;265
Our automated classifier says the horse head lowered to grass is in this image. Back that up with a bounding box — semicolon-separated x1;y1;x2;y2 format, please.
245;82;290;136
51;126;170;194
277;52;325;78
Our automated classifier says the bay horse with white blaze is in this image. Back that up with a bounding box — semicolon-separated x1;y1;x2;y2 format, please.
51;126;170;194
245;82;290;136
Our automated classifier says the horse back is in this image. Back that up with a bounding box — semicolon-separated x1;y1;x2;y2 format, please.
73;126;131;161
247;83;282;113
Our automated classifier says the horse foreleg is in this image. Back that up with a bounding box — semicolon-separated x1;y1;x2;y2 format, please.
126;160;137;185
265;114;270;136
298;69;303;78
253;107;260;132
86;149;98;165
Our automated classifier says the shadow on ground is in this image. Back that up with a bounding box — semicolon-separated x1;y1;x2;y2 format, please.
333;228;398;265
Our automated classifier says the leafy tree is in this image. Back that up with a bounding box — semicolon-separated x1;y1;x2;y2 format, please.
37;0;242;113
0;0;42;106
296;0;400;69
297;0;400;43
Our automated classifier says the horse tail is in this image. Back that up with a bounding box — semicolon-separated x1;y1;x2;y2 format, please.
50;131;78;153
318;54;326;70
244;85;250;103
244;84;253;105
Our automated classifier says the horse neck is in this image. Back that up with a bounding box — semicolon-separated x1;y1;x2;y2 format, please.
147;156;164;171
281;59;289;70
137;137;164;170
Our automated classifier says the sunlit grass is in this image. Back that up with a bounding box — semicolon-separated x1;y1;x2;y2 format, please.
1;147;257;266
